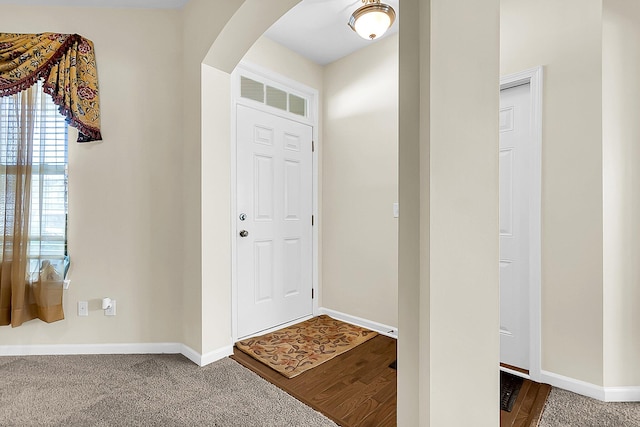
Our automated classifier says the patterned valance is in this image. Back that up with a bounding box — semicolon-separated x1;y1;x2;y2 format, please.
0;33;101;142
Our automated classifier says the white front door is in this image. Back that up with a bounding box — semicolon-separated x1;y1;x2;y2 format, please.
499;83;531;370
236;104;313;339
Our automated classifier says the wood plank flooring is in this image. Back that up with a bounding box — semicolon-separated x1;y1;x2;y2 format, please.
233;334;550;427
501;376;552;427
231;334;397;427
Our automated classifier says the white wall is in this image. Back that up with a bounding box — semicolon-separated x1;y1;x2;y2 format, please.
501;0;605;386
181;0;245;355
242;37;324;92
398;0;500;424
397;1;428;424
0;6;184;345
603;0;640;388
322;34;398;328
429;0;500;424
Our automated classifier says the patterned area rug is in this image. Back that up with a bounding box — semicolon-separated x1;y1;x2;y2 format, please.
236;315;378;378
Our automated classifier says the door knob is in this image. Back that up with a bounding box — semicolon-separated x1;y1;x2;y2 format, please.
239;230;249;237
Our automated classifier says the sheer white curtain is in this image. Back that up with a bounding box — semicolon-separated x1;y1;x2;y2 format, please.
0;82;66;327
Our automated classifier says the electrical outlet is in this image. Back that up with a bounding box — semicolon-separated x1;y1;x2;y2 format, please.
105;300;116;316
78;301;88;317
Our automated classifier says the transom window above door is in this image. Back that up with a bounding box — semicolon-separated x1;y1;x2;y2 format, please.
239;75;308;118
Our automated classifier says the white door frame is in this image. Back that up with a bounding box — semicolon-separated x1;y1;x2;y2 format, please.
230;62;319;342
499;66;543;382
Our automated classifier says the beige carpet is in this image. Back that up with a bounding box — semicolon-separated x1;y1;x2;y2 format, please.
539;387;640;426
236;315;378;378
0;354;338;427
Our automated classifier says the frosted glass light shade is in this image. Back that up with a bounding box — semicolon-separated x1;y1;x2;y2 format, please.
348;2;396;40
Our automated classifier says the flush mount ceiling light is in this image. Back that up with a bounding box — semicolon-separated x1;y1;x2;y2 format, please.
348;0;396;40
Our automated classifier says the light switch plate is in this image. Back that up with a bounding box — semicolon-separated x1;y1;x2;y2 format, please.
78;301;88;317
393;202;399;218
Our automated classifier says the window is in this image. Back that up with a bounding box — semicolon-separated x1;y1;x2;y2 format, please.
240;75;308;118
0;82;68;278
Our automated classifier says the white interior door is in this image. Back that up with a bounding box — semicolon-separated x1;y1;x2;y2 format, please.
236;104;313;339
500;83;531;370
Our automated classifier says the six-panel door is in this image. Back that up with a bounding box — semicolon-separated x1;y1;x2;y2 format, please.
236;104;313;339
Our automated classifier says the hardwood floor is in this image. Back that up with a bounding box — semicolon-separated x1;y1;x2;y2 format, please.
231;334;397;427
233;334;550;426
501;376;552;427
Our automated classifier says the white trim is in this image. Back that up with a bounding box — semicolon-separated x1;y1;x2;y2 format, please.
311;93;319;320
230;67;239;342
230;62;320;343
179;344;203;365
540;370;605;401
0;342;233;368
603;386;640;403
0;342;182;356
199;345;234;367
233;62;318;126
318;308;398;339
230;65;239;342
539;370;640;402
499;365;531;380
500;66;543;383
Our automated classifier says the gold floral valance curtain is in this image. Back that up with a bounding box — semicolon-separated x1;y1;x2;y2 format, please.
0;32;101;142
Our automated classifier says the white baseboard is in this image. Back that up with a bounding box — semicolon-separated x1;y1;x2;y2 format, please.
0;342;182;356
603;386;640;402
540;370;640;402
540;370;605;401
318;307;398;339
179;344;202;365
200;345;234;367
0;342;233;368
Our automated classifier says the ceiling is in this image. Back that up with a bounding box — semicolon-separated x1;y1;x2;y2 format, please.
0;0;399;65
265;0;400;65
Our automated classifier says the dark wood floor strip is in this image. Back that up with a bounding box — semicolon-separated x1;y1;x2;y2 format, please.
232;334;397;427
524;383;551;426
501;362;530;375
500;376;551;427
